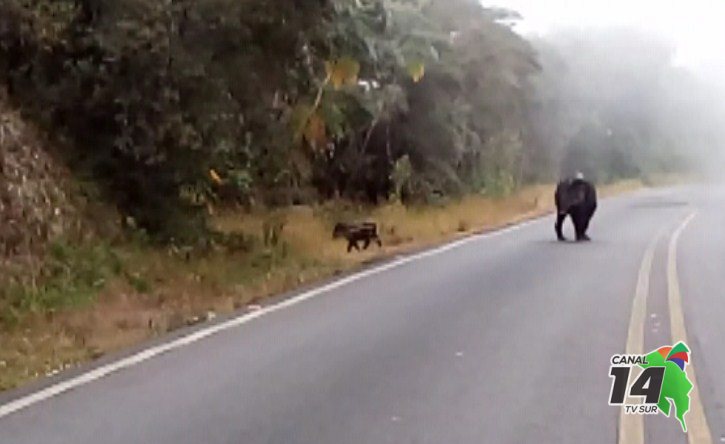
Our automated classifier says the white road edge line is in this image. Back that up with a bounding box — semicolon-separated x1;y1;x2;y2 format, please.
618;230;661;444
0;216;544;419
667;212;712;444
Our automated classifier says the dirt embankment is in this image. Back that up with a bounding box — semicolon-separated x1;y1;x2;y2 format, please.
0;95;87;283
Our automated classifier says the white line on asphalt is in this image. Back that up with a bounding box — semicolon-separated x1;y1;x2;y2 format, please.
667;212;712;444
618;230;662;444
0;216;545;419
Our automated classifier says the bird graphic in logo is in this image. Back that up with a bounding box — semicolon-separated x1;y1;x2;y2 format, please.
658;343;690;371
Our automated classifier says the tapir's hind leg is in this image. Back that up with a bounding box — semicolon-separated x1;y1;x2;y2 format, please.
555;213;567;241
580;218;592;241
573;209;591;242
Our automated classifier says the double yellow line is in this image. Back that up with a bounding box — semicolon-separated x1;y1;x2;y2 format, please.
619;212;712;444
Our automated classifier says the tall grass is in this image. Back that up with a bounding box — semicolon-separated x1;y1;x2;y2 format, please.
0;241;122;326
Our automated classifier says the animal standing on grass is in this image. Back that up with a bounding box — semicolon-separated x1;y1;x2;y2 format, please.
333;222;382;253
555;173;597;242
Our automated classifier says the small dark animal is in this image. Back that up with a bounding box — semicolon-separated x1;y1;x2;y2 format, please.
555;176;597;242
333;222;383;253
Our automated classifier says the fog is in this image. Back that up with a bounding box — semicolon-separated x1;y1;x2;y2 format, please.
484;0;725;178
484;0;725;71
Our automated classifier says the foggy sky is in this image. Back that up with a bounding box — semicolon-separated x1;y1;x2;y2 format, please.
483;0;725;75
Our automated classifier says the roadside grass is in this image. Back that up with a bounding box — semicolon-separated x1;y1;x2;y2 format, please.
0;180;645;390
0;241;122;326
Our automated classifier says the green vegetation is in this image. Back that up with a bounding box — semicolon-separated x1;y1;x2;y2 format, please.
0;0;706;241
0;241;121;325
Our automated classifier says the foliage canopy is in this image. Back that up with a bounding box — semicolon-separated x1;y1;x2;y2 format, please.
0;0;709;238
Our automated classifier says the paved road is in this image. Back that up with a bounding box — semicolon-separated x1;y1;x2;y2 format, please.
0;186;722;443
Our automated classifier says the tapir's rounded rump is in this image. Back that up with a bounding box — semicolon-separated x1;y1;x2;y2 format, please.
555;178;597;242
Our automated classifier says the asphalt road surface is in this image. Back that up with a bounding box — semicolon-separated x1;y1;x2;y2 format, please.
1;185;723;444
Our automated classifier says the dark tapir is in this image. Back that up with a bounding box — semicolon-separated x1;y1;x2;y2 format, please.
555;175;597;242
333;222;382;253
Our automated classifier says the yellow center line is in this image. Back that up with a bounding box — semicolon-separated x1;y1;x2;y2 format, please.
619;231;662;444
667;211;712;444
